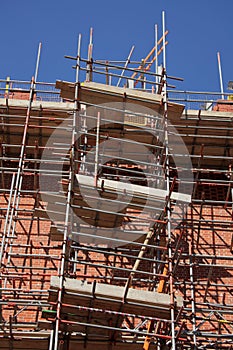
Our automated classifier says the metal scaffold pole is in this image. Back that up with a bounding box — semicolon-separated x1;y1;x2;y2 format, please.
162;10;176;350
155;24;159;91
53;33;82;350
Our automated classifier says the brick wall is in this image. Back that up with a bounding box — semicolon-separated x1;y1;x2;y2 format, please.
1;194;232;335
213;100;233;112
1;160;233;346
175;204;233;336
0;186;61;327
4;90;36;100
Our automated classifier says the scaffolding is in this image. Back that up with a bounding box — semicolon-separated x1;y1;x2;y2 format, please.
0;13;233;350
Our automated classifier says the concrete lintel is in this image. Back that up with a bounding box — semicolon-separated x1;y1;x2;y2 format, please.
76;174;191;203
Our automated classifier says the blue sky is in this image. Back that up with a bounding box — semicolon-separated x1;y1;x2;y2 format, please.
1;0;233;92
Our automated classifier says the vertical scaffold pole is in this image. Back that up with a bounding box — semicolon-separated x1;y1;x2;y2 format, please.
86;28;93;82
155;24;158;91
94;112;100;187
217;52;224;100
189;220;197;348
35;42;42;83
53;33;81;350
162;10;176;350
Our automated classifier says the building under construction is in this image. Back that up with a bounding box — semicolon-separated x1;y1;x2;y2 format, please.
0;17;233;350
